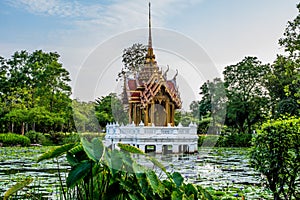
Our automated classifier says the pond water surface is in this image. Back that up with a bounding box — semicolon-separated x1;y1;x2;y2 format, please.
0;147;272;199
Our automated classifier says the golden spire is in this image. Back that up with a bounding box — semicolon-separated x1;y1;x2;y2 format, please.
148;1;152;49
145;1;155;63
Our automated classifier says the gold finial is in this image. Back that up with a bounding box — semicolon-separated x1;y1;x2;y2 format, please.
148;2;152;49
146;1;155;63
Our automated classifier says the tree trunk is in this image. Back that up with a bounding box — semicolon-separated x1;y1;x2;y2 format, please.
11;122;14;133
21;122;25;135
32;122;35;131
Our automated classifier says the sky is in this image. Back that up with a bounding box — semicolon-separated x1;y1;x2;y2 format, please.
0;0;298;110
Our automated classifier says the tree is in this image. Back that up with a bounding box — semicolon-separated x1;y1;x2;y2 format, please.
198;82;211;118
250;117;300;200
279;3;300;58
195;78;227;134
119;43;147;78
266;1;300;118
208;78;227;134
95;93;128;128
72;99;100;132
0;50;73;133
4;109;28;134
266;56;299;117
223;56;270;134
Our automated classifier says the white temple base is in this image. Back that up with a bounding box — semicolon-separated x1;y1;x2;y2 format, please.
105;122;198;154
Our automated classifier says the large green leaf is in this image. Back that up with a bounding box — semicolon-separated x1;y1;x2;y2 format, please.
37;143;77;162
66;152;79;167
197;185;214;200
117;143;145;155
148;156;167;174
136;172;150;195
67;160;91;188
69;143;83;154
171;190;182;200
110;150;124;175
81;138;104;162
132;161;146;174
128;193;146;200
103;182;123;200
172;172;184;187
146;170;165;198
121;151;136;173
184;183;198;198
3;177;33;200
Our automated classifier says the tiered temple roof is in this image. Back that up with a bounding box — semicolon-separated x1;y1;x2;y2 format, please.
123;2;181;126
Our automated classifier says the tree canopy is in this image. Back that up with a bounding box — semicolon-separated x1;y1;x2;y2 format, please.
0;50;73;134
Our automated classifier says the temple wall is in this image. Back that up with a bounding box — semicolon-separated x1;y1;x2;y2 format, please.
105;122;198;154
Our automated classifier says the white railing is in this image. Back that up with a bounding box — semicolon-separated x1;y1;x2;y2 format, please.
106;122;197;137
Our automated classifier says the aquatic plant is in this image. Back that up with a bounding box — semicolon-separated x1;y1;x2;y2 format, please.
38;138;214;199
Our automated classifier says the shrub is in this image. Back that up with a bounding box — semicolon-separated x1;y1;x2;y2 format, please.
62;132;80;144
198;135;220;147
0;133;30;147
80;132;106;141
198;133;252;148
217;133;252;147
47;131;66;145
250;117;300;199
25;131;46;144
197;117;211;134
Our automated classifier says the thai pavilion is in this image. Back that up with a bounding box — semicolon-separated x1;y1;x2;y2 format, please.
105;3;198;154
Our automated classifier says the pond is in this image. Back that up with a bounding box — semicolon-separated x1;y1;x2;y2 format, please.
0;147;69;199
157;148;272;199
0;147;272;199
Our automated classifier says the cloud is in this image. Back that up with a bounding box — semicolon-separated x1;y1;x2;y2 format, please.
7;0;203;26
6;0;104;18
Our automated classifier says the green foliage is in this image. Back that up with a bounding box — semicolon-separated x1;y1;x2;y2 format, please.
67;160;91;188
118;143;145;155
198;132;252;147
95;93;128;128
0;50;73;134
0;133;30;146
25;130;47;144
217;132;252;147
37;143;77;162
250;117;300;199
266;55;300;118
195;78;227;134
279;3;300;58
197;117;211;134
81;137;104;162
72;100;100;132
223;56;270;134
198;135;219;147
62;132;80;144
3;177;33;200
120;43;147;77
39;139;214;200
46;131;67;145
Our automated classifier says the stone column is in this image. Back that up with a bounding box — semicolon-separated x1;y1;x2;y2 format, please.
139;144;146;152
145;105;149;126
172;144;179;153
128;103;132;124
156;144;162;154
133;104;137;125
166;100;170;125
151;101;155;125
171;104;175;126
